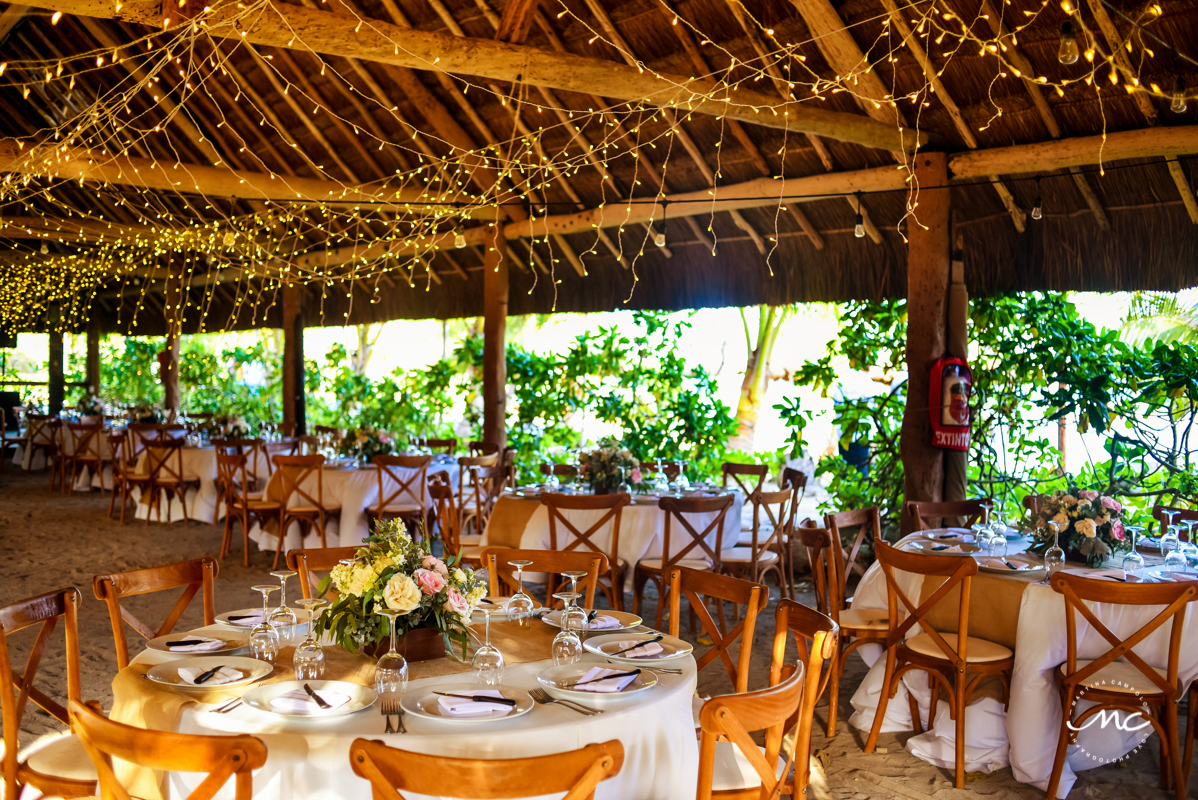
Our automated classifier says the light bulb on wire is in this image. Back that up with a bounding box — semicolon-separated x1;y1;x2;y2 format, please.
1031;178;1043;221
1172;77;1188;114
453;227;466;249
39;242;48;255
654;201;668;247
1058;21;1080;65
854;192;866;238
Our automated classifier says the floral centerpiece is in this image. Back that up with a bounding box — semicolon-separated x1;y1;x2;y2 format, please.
128;404;164;423
339;425;394;462
580;439;639;494
76;394;104;421
312;519;485;659
1025;487;1127;567
219;414;251;439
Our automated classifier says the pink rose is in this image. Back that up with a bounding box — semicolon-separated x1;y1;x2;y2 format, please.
443;587;469;618
422;556;449;576
1078;490;1099;501
630;468;643;484
1112;519;1125;541
1101;497;1122;513
413;568;446;595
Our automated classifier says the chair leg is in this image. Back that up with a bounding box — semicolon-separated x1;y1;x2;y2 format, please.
220;509;233;560
108;480;119;518
953;677;966;789
1184;684;1196;788
865;647;898;754
317;515;328;548
1045;690;1076;800
1166;701;1185;800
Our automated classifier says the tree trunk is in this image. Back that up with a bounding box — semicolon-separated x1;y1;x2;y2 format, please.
730;305;790;452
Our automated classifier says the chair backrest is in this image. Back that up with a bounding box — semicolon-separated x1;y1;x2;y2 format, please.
464;465;509;528
145;437;187;484
468;441;499;457
125;422;160;461
1022;494;1049;514
780;467;808;493
874;542;978;664
350;738;623;800
667;566;767;693
798;525;847;618
501;447;518;486
721;461;768;496
745;487;792;559
824;506;882;578
215;452;253;505
657;494;733;572
424;438;457;455
1050;571;1198;700
287;546;360;599
70;699;267;800
272;454;327;509
161;423;187;439
479;548;608;608
214;438;270;477
905;499;989;531
92;558;218;669
373;454;432;514
1151;504;1198;539
107;431;128;475
456;453;499;494
428;471;460;554
543;492;630;566
768;599;838;797
64;421;103;459
539;462;579;478
26;415;60;447
696;661;806;800
296;434;320;456
0;588;82;800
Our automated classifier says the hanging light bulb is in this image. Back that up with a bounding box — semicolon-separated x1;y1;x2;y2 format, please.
39;241;48;255
453;227;466;249
654;200;669;247
854;192;866;238
1172;77;1188;114
1031;178;1043;220
1058;20;1080;65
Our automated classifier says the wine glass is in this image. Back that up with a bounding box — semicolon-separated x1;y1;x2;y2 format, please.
505;560;535;623
551;591;583;666
1162;523;1182;561
1042;520;1065;584
617;466;630;494
1122;524;1146;575
249;585;280;664
1181;542;1198;573
560;570;591;633
293;598;327;679
374;607;409;696
268;570;299;643
472;606;505;685
652;464;670;494
675;459;690;491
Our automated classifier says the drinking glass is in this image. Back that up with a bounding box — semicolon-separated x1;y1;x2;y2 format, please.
551;591;583;666
293;598;327;679
1041;520;1065;584
1181;542;1198;572
617;466;630;494
979;499;995;526
1122;524;1146;574
472;606;505;685
674;459;690;491
545;470;560;491
560;570;591;633
268;570;299;644
1162;523;1182;561
652;466;670;494
505;560;535;622
249;585;280;664
374;608;409;696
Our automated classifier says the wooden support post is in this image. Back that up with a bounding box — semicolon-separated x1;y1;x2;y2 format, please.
162;277;182;413
47;330;63;417
900;153;951;532
943;241;968;504
482;224;508;451
85;316;101;396
282;283;306;436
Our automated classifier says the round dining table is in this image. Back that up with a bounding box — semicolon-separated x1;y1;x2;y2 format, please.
844;529;1198;798
112;615;699;800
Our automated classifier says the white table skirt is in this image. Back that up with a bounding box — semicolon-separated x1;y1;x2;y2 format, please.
128;447;272;524
846;533;1198;797
129;625;699;800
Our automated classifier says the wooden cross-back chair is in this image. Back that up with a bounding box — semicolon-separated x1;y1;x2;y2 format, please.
0;408;24;473
423;437;457;455
798;524;887;737
544;491;631;611
904;499;990;531
25;415;61;487
313;425;343;438
720;461;768;498
272;454;342;569
214;438;272;484
70;699;267;800
768;600;839;797
501;446;518;487
633;494;733;629
1022;494;1049;514
824;506;882;579
0;588;96;800
144;437;201;525
430;471;481;566
62;421;106;494
668;566;768;695
479;547;606;609
723;487;791;597
369;454;432;531
1152;504;1198;540
865;543;1014;789
107;431;151;524
92;557;218;669
349;738;623;800
287;546;360;600
216;452;283;567
468;440;499;457
459;464;508;539
161;423;188;439
124;422;160;464
1046;572;1198;800
696;659;807;800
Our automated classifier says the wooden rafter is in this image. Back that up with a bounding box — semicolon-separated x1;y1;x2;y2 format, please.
493;0;538;44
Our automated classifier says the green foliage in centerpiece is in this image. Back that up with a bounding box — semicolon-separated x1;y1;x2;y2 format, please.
338;425;396;461
313;518;487;657
1025;488;1128;567
580;439;640;493
76;393;104;417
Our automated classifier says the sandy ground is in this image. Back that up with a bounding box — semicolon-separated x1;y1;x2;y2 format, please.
0;466;1189;798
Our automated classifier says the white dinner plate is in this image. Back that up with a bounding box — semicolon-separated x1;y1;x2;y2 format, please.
541;609;642;631
401;684;534;723
242;680;376;717
508;488;542;500
632;495;664;505
146;630;250;656
471;597;516;620
901;539;979;554
216;608;312;628
583;633;693;664
977;554;1044;574
146;656;272;690
536;663;658;701
920;528;975;542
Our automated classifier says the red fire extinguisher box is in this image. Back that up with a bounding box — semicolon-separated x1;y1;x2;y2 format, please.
930;357;971;451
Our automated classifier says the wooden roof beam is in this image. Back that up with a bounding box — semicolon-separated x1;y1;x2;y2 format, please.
0;4;30;41
493;0;538;44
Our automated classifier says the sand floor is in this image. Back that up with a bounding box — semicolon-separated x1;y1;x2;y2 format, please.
0;466;1189;798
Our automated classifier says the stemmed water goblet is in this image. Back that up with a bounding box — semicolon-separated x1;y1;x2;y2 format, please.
551;591;583;666
505;560;535;623
1041;520;1066;584
249;585;280;663
374;607;409;697
1122;524;1146;576
1165;522;1189;571
472;605;505;685
674;459;690;491
560;569;591;630
652;464;670;494
293;598;327;679
268;570;299;643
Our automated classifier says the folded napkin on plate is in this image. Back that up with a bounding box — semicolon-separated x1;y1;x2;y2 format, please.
176;666;243;686
270;688;351;714
586;615;621;630
571;667;637;693
608;640;665;658
979;557;1028;571
166;637;226;653
225;612;264;627
436;689;511;718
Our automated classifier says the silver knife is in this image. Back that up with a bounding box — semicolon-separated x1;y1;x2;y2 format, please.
303;683;331;709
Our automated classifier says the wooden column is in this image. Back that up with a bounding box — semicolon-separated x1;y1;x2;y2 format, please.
282;283;306;436
482;224;508;450
85;316;102;396
900;152;951;532
162;274;182;413
943;243;968;504
47;330;63;416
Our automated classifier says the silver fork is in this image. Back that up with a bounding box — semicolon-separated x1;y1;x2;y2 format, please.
381;699;394;734
394;700;407;734
214;699;242;714
529;688;601;716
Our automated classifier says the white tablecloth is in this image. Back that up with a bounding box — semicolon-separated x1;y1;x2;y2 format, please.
130;447;273;524
846;533;1198;797
129;624;699;800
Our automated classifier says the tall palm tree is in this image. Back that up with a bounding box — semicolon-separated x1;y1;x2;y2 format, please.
1123;292;1198;345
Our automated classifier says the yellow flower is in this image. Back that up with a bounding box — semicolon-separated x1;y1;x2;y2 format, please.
345;564;379;596
1052;512;1070;529
1075;518;1097;538
383;574;421;614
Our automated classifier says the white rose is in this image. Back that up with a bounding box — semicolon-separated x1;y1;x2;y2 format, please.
345;564;379;596
383;574;421;614
453;568;466;584
1075;518;1097;538
1052;512;1070;529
